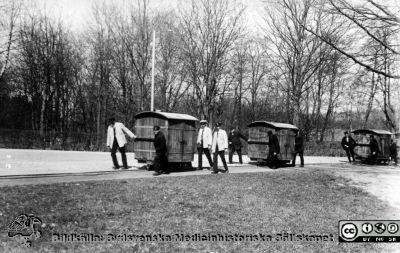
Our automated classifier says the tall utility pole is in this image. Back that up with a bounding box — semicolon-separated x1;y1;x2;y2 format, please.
150;30;156;111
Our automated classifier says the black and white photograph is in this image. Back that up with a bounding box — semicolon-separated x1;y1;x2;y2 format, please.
0;0;400;252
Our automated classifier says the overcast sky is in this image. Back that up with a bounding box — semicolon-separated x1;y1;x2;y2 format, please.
29;0;266;31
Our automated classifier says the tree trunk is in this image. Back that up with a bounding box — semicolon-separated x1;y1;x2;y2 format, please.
40;91;46;137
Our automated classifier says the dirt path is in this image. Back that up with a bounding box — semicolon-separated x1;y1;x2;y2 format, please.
1;149;399;211
309;163;400;211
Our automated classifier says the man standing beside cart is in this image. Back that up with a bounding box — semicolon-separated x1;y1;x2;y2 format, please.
106;118;136;170
292;131;304;167
267;130;280;169
211;122;229;174
341;131;356;163
152;126;170;176
197;120;213;170
228;128;247;164
368;135;380;165
390;139;398;166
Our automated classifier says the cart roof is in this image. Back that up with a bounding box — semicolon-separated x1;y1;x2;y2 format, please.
247;121;298;131
352;129;393;136
134;111;198;121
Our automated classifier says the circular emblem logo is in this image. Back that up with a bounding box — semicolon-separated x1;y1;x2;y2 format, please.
374;223;386;234
362;223;373;234
387;223;399;234
341;223;358;240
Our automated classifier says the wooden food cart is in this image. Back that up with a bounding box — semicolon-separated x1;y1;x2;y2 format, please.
352;129;393;164
247;121;299;166
134;111;198;170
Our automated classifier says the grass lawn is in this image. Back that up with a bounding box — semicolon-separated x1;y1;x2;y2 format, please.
0;170;398;252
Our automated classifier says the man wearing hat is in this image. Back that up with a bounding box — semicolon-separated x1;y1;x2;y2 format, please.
267;130;280;169
341;131;356;163
106;118;136;169
211;122;229;174
197;120;213;170
153;125;169;176
228;127;247;164
389;138;398;165
368;134;380;165
292;131;304;167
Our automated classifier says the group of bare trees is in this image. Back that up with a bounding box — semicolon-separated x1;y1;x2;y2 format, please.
0;0;398;149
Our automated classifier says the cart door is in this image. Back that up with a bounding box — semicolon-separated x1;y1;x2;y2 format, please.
247;126;271;160
181;122;196;162
168;121;195;163
134;117;167;162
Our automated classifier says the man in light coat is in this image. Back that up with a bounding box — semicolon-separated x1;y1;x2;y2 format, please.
211;122;229;174
197;120;213;170
106;118;136;169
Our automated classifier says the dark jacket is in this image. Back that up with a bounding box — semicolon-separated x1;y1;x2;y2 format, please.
154;131;167;154
268;134;280;155
228;131;247;149
294;135;304;153
369;138;380;155
341;136;356;150
390;142;398;156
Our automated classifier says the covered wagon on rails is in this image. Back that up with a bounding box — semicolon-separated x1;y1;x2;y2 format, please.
133;111;198;170
247;121;299;166
351;129;393;165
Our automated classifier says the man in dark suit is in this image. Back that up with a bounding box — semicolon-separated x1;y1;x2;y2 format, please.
341;131;356;162
292;131;304;167
389;139;398;165
153;125;169;176
368;135;380;165
267;130;280;169
228;128;247;164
